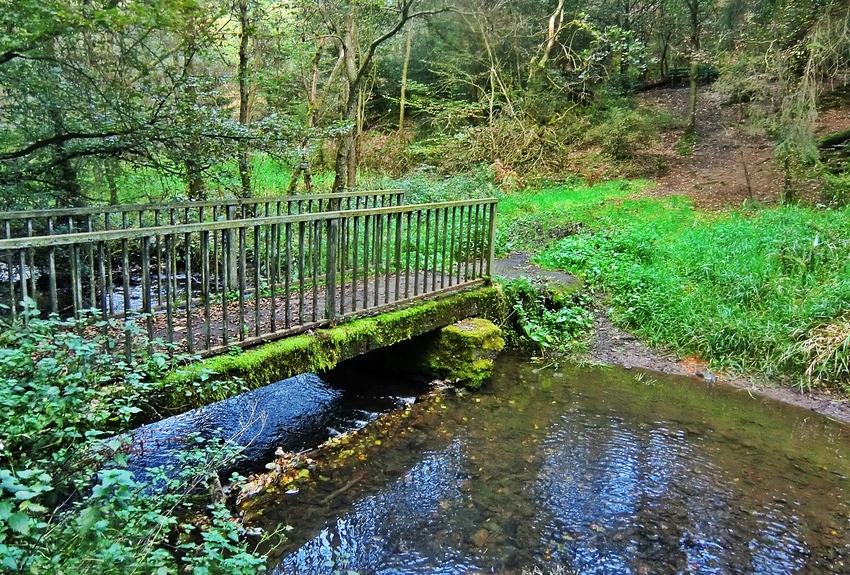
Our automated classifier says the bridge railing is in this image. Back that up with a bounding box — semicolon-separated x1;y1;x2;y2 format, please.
0;198;496;358
0;190;404;239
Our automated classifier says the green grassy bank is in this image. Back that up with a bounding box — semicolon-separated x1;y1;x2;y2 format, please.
496;180;850;392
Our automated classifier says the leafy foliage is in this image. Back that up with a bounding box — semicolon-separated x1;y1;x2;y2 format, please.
0;311;273;573
501;278;593;355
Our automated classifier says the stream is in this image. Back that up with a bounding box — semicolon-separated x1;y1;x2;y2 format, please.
128;366;428;477
256;353;850;575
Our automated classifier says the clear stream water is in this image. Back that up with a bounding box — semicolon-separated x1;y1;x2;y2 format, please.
258;354;850;575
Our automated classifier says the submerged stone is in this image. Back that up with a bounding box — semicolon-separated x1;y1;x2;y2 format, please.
426;318;505;388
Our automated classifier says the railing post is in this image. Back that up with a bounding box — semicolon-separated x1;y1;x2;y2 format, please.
325;198;340;321
226;205;238;291
487;202;497;278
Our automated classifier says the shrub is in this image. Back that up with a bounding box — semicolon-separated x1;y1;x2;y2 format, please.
0;309;274;573
501;278;593;355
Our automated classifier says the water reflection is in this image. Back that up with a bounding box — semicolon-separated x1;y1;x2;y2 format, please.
271;357;850;574
276;441;478;575
533;415;810;574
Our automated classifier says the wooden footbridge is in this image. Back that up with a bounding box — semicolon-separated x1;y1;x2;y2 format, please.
0;191;497;360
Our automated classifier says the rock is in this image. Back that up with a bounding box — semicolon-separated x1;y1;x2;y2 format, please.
472;528;490;548
424;318;505;388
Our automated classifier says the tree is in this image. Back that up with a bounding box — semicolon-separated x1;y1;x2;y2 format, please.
0;0;303;207
236;0;256;198
297;0;449;192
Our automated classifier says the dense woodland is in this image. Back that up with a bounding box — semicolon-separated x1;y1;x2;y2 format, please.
3;1;850;573
2;0;849;208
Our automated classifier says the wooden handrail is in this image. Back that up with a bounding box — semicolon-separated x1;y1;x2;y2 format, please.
0;190;404;220
0;198;497;250
0;197;498;359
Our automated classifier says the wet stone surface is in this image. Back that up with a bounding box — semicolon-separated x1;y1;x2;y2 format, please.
127;367;427;478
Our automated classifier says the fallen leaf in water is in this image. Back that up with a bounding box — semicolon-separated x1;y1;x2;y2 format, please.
472;529;490;547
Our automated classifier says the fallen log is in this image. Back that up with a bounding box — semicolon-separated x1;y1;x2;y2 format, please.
818;128;850;149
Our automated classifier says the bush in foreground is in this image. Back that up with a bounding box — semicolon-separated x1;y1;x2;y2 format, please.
0;311;271;573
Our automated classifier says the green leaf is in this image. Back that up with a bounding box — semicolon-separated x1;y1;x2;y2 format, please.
0;501;12;521
8;512;29;535
1;553;17;571
77;506;100;533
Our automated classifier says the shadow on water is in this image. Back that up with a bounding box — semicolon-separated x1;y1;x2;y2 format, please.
263;353;850;575
126;358;430;479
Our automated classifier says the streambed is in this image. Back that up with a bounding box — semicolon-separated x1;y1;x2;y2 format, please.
259;353;850;574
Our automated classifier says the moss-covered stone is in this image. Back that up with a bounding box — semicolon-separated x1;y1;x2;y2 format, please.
153;286;506;417
425;318;505;389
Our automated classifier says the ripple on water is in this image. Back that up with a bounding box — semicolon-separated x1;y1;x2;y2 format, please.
532;412;815;574
265;356;850;575
276;440;482;575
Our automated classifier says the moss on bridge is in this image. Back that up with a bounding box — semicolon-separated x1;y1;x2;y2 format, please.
155;285;506;414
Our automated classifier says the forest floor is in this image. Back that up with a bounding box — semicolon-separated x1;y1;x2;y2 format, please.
524;86;850;423
639;85;787;209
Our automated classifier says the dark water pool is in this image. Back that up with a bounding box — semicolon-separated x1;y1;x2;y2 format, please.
265;354;850;575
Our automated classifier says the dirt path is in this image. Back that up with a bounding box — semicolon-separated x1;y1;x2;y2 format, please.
639;87;786;209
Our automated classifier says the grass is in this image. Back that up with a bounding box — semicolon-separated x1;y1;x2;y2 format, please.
522;187;850;391
493;179;649;254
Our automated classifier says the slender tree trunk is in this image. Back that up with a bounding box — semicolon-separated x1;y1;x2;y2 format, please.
333;16;358;193
398;26;412;130
183;20;205;200
329;1;428;192
530;0;565;81
106;160;120;205
686;0;700;134
289;39;332;194
348;86;366;189
237;0;253;198
186;155;206;200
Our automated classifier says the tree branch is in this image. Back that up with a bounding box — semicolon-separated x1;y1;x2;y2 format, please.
355;3;451;87
0;130;139;161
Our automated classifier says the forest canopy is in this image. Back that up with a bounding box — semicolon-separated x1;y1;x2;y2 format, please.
2;0;848;207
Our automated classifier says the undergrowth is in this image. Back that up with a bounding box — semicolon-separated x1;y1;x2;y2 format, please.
0;308;277;573
501;278;594;355
534;194;850;391
494;179;646;255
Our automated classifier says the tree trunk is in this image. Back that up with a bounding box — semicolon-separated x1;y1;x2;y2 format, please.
186;155;206;200
106;160;120;205
686;0;700;134
183;18;205;200
333;16;358;194
237;0;253;198
398;26;412;130
329;1;429;192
